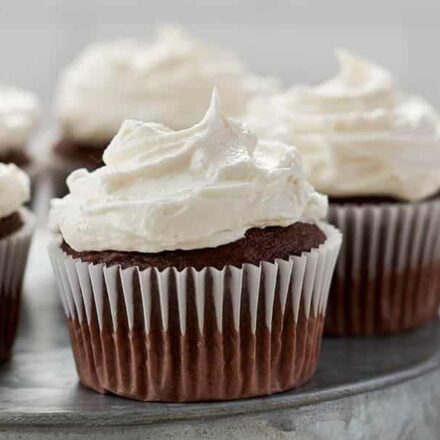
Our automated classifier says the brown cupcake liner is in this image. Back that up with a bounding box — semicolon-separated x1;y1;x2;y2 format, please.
49;223;341;402
0;208;34;361
326;199;440;336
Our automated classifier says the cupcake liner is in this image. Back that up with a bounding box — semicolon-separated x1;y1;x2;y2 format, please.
326;199;440;336
0;208;34;361
49;223;341;402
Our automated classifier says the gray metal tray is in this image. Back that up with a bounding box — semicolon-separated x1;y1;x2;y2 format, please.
0;230;439;440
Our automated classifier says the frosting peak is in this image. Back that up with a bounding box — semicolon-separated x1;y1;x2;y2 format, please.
246;50;440;201
0;163;30;219
310;50;394;101
55;26;278;143
50;90;327;253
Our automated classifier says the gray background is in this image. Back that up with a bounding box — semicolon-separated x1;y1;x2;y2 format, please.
0;0;438;125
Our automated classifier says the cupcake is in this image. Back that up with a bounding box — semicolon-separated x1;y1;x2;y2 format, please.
247;50;440;335
0;163;34;361
50;26;278;196
48;90;341;402
0;86;40;174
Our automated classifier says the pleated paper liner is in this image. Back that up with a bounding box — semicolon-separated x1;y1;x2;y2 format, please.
0;208;34;361
326;198;440;336
49;223;341;402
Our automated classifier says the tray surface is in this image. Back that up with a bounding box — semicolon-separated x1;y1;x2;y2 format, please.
0;230;439;428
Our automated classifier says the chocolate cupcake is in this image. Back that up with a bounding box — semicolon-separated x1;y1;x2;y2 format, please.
0;87;41;195
49;26;278;196
0;164;34;361
247;50;440;336
48;90;341;402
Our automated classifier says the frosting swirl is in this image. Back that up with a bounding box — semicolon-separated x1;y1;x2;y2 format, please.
0;163;30;219
50;90;327;253
0;87;40;152
246;50;440;201
55;26;278;143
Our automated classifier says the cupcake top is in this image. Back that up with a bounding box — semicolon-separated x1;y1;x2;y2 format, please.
0;163;30;219
246;50;440;201
54;26;278;144
50;90;327;253
0;87;40;152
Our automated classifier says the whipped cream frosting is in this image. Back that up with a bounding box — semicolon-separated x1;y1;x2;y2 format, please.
0;87;40;152
50;90;327;253
0;163;30;219
246;50;440;201
55;26;278;143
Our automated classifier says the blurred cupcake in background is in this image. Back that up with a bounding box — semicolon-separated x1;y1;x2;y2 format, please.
247;50;440;335
49;26;278;195
48;90;341;402
0;163;34;361
0;86;40;184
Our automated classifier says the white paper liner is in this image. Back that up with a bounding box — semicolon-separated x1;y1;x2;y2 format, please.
48;222;341;401
0;208;34;359
327;198;440;335
49;223;341;335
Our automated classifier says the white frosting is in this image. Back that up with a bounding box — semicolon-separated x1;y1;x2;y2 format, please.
55;26;278;143
0;164;30;219
50;90;327;253
246;50;440;201
0;87;40;152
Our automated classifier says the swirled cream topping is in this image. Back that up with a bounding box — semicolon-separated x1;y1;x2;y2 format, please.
0;163;30;219
246;50;440;201
50;90;327;253
0;87;40;152
55;26;278;144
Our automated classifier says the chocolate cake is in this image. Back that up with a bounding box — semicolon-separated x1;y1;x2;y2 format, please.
0;149;31;168
53;222;341;402
325;197;440;336
49;91;341;401
246;49;440;336
0;206;22;359
62;222;326;271
0;209;33;362
54;137;107;169
0;164;34;361
0;212;24;240
65;268;326;402
329;192;440;206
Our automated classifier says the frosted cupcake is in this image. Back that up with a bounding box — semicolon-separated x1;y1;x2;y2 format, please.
50;26;277;195
0;87;40;171
247;50;440;335
0;164;34;360
48;91;341;402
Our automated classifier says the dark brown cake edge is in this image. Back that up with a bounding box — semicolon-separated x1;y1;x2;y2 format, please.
329;191;440;206
61;222;327;271
0;149;31;168
0;212;24;240
53;137;107;169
